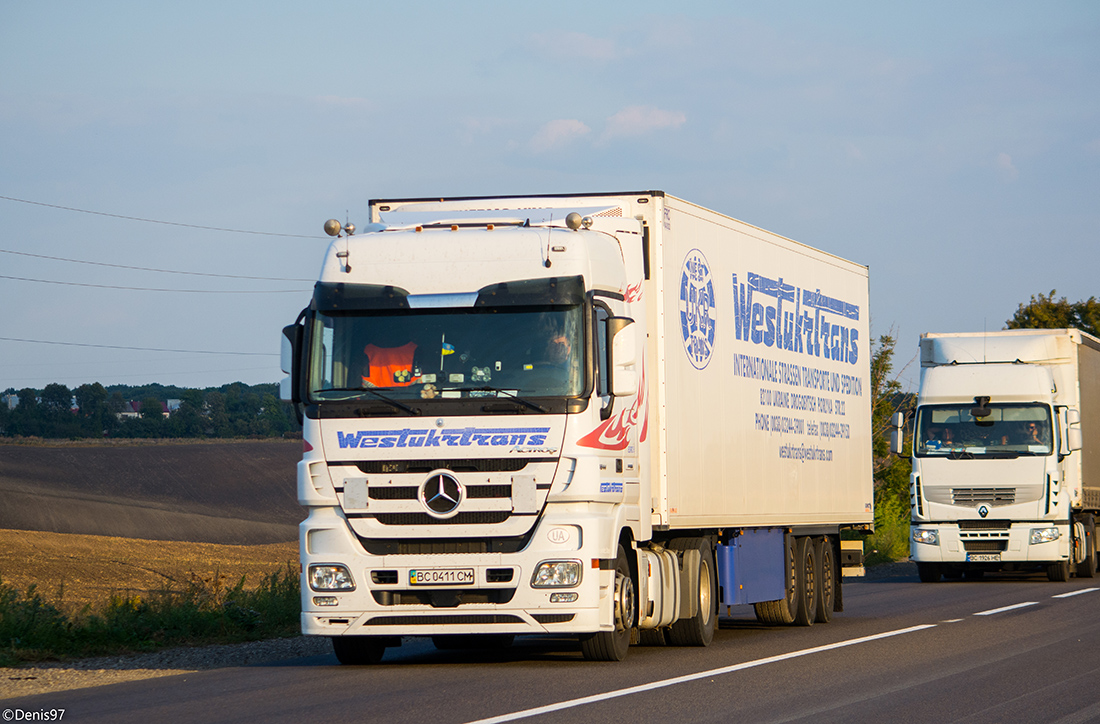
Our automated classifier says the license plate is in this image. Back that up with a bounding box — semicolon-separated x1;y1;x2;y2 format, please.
967;553;1001;562
409;568;475;586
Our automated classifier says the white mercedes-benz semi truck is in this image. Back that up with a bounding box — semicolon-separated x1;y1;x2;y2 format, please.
898;329;1099;582
281;192;873;663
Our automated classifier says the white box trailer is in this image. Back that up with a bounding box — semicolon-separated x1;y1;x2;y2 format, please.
281;191;873;663
900;329;1099;581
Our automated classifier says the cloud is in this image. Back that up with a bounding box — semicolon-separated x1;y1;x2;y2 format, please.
529;119;591;153
995;151;1018;180
601;105;686;142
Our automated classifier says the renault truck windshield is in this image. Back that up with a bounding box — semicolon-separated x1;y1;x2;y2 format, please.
915;403;1053;457
305;277;586;403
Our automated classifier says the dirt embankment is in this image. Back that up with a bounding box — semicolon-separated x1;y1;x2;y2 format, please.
0;439;304;545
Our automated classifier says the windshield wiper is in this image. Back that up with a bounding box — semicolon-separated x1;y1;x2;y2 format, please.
471;386;548;413
320;387;420;415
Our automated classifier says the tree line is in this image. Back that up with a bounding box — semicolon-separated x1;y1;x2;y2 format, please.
0;381;300;439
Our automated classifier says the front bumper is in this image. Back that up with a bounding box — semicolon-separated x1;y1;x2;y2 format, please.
910;522;1070;564
299;506;616;638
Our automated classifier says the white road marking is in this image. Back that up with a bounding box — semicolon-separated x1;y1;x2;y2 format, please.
940;618;965;623
462;624;937;724
1052;587;1100;599
974;601;1039;616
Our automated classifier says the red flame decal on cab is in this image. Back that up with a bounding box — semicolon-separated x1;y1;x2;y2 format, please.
625;280;644;303
577;358;648;451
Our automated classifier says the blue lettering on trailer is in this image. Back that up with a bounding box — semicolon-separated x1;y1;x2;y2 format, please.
679;249;717;370
336;427;551;450
732;272;860;365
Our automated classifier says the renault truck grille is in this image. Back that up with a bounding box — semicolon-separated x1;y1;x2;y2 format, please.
963;540;1008;553
952;488;1016;506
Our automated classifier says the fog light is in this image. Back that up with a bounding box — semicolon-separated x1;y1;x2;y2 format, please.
912;529;939;546
531;560;581;588
313;596;339;607
550;592;578;603
309;564;356;591
1030;527;1060;545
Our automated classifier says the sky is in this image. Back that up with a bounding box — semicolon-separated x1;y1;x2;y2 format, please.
2;1;1098;394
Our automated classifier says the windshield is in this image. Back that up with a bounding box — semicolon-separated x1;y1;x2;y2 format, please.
915;403;1053;457
307;304;585;403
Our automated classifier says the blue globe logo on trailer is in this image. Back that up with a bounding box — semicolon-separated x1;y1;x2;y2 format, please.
679;248;716;369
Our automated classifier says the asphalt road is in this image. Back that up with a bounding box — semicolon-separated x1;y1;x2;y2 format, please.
6;569;1100;724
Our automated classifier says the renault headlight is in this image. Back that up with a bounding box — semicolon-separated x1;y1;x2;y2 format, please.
309;564;356;591
1029;527;1060;545
912;529;939;546
531;560;581;588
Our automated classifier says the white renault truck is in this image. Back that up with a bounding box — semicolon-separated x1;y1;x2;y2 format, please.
281;191;873;663
897;329;1099;582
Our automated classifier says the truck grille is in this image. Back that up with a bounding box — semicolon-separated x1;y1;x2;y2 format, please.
952;488;1016;506
353;458;536;474
375;512;512;526
963;540;1007;553
364;614;524;626
367;484;512;501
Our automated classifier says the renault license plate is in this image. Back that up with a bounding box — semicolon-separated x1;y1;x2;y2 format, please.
410;568;475;586
966;553;1001;562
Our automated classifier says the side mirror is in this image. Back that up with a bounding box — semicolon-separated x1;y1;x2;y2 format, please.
889;411;905;455
1067;428;1083;452
280;324;303;404
607;316;637;397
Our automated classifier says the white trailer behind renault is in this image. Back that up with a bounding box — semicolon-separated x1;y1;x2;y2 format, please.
281;191;873;662
898;329;1099;581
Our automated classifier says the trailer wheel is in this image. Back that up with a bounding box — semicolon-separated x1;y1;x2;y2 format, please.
754;535;798;625
916;563;942;583
793;537;818;627
580;545;634;661
1047;560;1070;582
814;537;836;624
667;538;717;646
1076;515;1097;579
331;636;387;665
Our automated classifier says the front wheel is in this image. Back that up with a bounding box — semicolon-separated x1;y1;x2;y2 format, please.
580;545;635;661
1076;515;1097;579
331;636;388;665
916;562;942;583
1047;560;1070;582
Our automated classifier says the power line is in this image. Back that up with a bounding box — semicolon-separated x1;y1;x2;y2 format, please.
0;248;315;282
0;194;325;239
0;274;308;293
0;336;276;356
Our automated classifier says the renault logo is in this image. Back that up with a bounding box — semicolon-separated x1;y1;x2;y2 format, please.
420;472;463;518
978;505;989;518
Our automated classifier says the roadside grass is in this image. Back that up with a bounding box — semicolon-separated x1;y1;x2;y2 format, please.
0;566;300;667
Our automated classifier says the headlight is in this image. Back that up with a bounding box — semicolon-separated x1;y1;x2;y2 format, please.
531;560;581;588
912;529;939;546
309;564;356;591
1030;527;1061;545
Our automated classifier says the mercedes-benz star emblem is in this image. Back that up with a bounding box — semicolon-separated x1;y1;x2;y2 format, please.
420;472;463;518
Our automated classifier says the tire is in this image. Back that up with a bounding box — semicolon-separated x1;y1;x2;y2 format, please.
432;634;515;650
580;545;635;661
667;538;717;646
793;537;817;627
1076;515;1097;579
331;636;387;665
754;535;798;625
814;537;836;624
1047;560;1070;582
916;562;942;583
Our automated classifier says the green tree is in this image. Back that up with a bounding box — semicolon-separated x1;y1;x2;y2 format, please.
866;333;915;564
1006;290;1100;337
75;382;112;436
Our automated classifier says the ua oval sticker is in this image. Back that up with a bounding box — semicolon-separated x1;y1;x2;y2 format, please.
679;248;716;369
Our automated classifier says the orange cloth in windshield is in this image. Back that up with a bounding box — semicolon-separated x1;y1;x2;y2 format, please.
362;343;418;388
